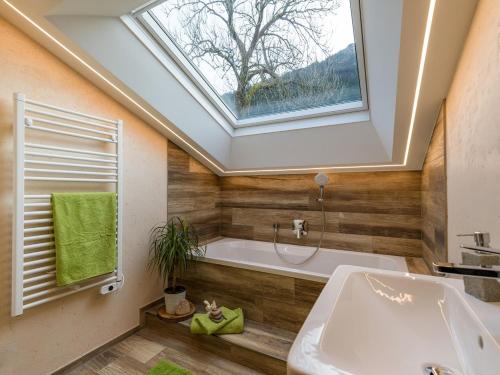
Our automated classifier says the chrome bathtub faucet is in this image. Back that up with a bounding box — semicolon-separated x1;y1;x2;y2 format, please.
292;219;307;239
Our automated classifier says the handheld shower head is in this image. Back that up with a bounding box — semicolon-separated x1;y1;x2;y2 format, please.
314;173;329;202
314;173;329;187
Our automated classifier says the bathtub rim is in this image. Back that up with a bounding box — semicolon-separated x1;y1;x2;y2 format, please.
194;237;409;283
195;254;330;283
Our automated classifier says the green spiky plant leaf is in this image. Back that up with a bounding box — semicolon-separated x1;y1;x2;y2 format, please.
148;217;206;292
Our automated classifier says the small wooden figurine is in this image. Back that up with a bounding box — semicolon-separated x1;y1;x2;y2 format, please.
204;300;224;323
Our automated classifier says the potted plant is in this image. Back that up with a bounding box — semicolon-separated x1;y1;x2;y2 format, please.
149;217;206;314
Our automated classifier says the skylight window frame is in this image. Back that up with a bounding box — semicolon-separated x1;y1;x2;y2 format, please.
133;0;368;129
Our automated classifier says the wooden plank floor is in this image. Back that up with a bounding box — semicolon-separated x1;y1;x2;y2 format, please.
62;257;430;375
63;329;262;375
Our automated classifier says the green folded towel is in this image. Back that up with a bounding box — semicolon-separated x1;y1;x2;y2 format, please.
190;307;244;335
146;360;192;375
214;308;244;335
191;306;238;335
52;192;117;286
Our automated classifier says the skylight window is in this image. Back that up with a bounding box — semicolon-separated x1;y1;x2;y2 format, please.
137;0;367;126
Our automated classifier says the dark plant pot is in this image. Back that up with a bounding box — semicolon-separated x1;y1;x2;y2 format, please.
164;285;186;313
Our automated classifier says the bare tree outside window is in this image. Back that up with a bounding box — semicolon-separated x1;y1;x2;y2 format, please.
151;0;361;119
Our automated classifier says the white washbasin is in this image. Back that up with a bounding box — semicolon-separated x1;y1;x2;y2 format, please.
288;266;500;375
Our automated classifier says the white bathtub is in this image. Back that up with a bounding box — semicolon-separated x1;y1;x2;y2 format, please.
198;238;408;282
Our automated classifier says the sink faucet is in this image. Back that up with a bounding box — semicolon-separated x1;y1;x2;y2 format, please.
433;232;500;279
292;219;307;239
457;231;490;247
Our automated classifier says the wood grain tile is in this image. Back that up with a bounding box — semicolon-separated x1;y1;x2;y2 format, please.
82;351;119;373
98;356;148;375
66;365;99;375
295;278;325;304
66;329;261;375
177;317;295;362
219;170;422;257
139;324;273;374
183;281;265;322
258;273;295;301
421;101;447;269
149;342;260;375
169;140;424;257
229;345;286;374
180;261;321;332
220;323;294;362
261;296;312;332
168;142;221;242
371;237;422;257
406;257;431;275
111;334;165;364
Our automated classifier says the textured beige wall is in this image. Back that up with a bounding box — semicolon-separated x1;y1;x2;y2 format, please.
0;18;167;374
446;0;500;263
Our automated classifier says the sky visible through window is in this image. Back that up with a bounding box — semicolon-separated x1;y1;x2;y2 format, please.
150;0;362;120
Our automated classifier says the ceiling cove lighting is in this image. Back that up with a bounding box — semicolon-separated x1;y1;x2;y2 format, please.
1;0;225;174
1;0;436;175
403;0;437;165
226;0;437;174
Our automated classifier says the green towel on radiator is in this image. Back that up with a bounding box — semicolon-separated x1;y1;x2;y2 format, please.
146;360;192;375
190;307;244;335
52;192;117;286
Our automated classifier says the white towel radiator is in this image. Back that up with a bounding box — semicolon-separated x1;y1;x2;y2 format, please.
12;93;124;316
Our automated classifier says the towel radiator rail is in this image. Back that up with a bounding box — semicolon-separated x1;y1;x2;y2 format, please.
12;93;124;316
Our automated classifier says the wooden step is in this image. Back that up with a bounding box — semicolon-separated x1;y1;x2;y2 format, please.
144;305;296;374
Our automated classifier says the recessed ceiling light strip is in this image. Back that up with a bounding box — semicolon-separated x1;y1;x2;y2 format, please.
1;0;225;174
403;0;437;165
226;0;438;175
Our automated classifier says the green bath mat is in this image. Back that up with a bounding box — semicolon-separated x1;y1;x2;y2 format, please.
146;360;192;375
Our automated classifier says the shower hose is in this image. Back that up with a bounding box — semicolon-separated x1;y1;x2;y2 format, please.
273;198;326;265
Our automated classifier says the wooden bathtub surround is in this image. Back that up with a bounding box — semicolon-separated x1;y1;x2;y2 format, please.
180;261;324;333
421;101;448;270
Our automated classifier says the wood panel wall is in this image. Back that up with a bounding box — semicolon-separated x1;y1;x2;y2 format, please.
421;102;447;268
220;172;423;257
167;142;221;242
168;141;425;258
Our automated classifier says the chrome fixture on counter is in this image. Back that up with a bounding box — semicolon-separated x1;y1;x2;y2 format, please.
457;231;490;247
433;263;500;279
433;232;500;280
